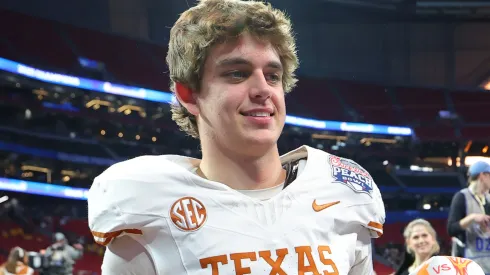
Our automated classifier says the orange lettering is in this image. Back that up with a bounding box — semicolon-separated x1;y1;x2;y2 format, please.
295;246;321;275
258;248;288;275
230;252;257;275
200;255;228;275
318;246;339;275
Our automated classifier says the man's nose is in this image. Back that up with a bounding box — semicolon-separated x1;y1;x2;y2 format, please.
249;72;273;100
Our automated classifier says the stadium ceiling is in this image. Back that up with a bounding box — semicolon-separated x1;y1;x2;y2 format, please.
322;0;490;18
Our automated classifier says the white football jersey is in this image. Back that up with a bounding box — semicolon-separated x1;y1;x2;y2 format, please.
409;256;486;275
88;145;385;274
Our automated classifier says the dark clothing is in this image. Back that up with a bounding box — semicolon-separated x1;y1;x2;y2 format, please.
395;251;437;275
394;250;414;275
447;191;490;245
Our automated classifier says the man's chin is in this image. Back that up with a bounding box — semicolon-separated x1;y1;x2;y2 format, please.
235;133;279;153
245;131;279;145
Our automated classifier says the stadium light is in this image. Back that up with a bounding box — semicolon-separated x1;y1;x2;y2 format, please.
0;195;8;204
464;156;490;166
0;56;413;137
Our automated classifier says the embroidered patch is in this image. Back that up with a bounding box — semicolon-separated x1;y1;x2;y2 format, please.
329;155;373;196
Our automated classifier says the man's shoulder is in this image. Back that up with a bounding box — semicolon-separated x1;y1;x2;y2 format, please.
294;146;385;237
87;154;198;238
87;154;197;211
95;154;196;183
294;145;373;174
316;147;380;196
288;146;382;207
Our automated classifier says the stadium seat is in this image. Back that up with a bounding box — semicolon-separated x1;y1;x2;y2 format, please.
0;10;77;72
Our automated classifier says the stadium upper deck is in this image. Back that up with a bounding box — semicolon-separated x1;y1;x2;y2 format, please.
1;9;490;141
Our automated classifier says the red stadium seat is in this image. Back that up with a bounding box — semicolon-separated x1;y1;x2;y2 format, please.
331;79;400;125
394;87;447;124
62;24;168;90
374;260;395;275
289;77;349;122
0;10;77;71
451;92;490;124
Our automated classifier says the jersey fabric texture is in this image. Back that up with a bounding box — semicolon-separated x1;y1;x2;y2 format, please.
87;146;385;274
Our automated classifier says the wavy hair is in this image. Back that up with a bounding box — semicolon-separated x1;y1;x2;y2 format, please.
166;0;299;138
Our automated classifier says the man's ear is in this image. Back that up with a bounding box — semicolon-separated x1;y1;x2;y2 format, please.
174;82;199;116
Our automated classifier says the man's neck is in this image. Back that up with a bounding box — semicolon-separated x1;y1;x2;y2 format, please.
199;143;285;190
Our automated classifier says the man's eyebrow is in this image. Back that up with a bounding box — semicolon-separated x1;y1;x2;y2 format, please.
216;57;283;70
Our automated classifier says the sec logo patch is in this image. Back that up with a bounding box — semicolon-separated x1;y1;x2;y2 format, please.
170;197;207;231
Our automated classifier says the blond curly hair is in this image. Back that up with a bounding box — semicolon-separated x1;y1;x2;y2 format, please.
166;0;299;138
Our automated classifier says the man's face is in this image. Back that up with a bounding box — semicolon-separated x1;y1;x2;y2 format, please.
196;33;286;156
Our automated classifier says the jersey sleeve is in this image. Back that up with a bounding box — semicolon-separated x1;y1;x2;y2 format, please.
349;185;383;274
325;152;386;239
87;157;163;246
88;177;144;245
348;227;375;275
365;183;385;238
349;181;385;239
346;172;385;274
101;235;157;275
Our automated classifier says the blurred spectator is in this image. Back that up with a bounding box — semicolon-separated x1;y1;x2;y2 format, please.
447;161;490;273
0;247;34;275
394;219;440;275
42;232;83;275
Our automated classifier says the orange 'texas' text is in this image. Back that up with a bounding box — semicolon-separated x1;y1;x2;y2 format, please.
199;245;339;275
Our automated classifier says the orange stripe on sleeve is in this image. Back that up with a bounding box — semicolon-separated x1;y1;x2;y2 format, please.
91;229;143;246
368;221;383;230
367;221;383;237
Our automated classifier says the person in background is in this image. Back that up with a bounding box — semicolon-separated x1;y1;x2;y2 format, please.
395;219;440;275
42;232;83;275
447;161;490;274
0;247;34;275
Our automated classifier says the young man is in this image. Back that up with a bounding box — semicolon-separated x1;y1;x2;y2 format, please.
87;0;386;274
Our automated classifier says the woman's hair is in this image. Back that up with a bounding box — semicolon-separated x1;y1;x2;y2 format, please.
4;247;25;273
468;173;479;185
403;219;440;270
166;0;299;138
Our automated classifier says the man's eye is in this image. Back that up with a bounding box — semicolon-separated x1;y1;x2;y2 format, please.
266;73;281;83
225;71;248;80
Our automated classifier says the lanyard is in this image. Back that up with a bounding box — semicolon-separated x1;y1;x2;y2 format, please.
469;184;486;213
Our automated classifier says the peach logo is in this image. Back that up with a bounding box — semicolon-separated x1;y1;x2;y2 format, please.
170;197;207;231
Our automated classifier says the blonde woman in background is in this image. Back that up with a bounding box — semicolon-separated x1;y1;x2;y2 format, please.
0;247;34;275
394;219;440;275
